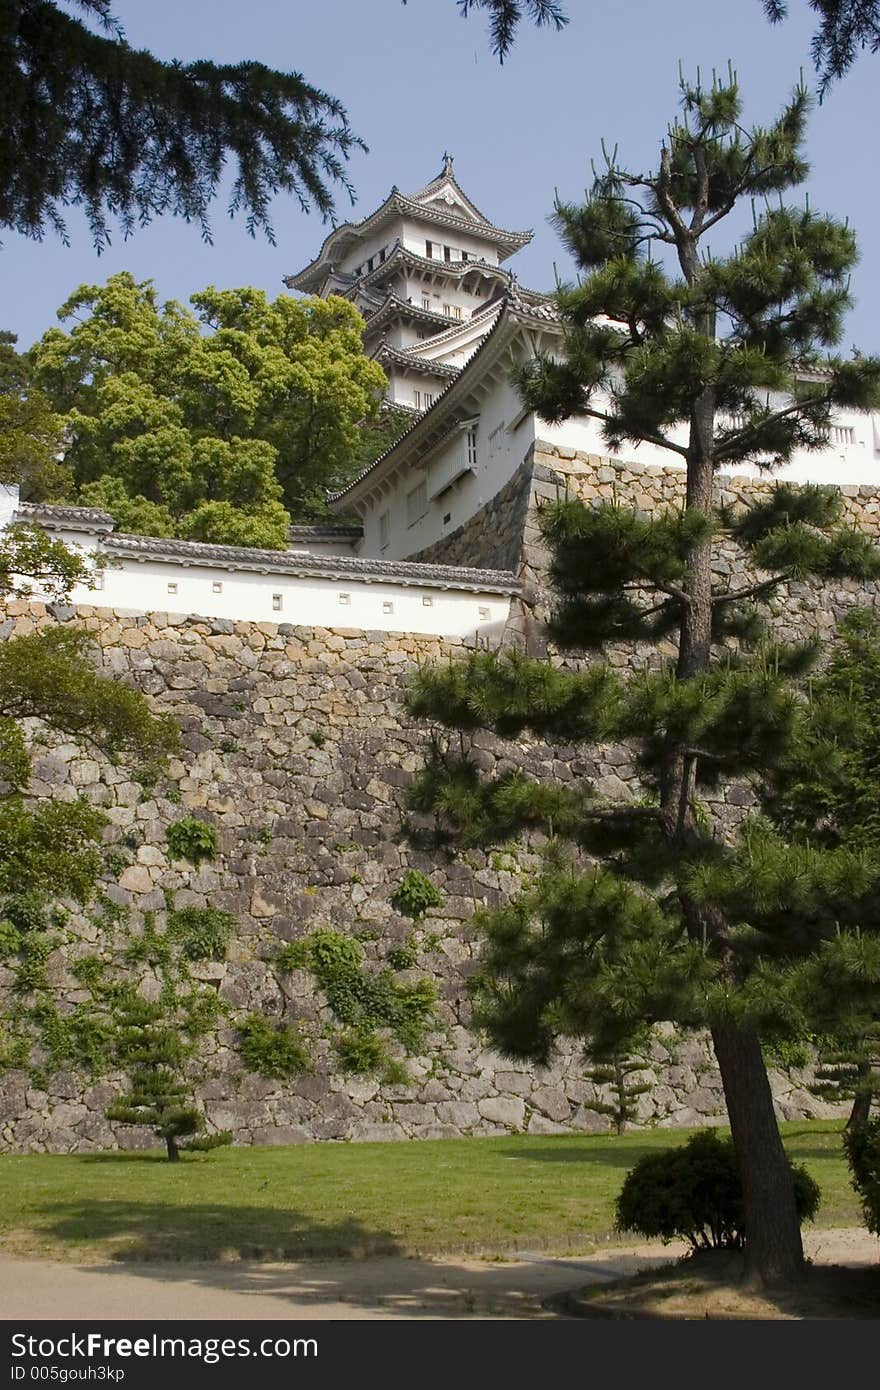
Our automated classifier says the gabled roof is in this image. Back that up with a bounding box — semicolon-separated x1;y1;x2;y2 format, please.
328;288;562;509
286;159;532;292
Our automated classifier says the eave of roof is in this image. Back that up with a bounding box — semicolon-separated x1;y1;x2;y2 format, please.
104;532;519;595
286;189;532;291
15;502;115;533
328;291;562;508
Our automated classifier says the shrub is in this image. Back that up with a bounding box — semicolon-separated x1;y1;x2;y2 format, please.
615;1130;820;1250
166;817;218;866
167;907;235;962
237;1014;309;1079
390;869;444;921
844;1116;880;1236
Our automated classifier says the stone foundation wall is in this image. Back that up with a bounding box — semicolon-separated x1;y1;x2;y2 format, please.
7;437;879;1153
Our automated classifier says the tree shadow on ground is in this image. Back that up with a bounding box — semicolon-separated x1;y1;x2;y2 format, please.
34;1200;403;1263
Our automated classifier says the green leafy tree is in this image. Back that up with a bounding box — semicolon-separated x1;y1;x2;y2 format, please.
0;531;176;948
107;993;231;1161
1;2;564;248
0;332;69;500
404;75;880;1288
31;273;388;536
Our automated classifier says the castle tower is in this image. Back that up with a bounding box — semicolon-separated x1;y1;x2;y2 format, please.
285;156;534;413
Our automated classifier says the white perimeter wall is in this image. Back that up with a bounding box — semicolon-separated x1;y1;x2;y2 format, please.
22;530;510;638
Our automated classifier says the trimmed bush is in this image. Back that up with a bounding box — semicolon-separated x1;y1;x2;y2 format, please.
615;1129;820;1250
844;1116;880;1236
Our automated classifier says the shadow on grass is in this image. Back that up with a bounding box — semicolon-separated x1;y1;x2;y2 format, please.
35;1200;403;1263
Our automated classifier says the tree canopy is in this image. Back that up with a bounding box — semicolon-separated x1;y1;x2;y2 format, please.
30;272;388;543
404;74;880;1288
1;1;566;249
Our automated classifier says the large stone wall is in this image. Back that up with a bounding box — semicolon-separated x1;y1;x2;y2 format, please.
7;440;878;1153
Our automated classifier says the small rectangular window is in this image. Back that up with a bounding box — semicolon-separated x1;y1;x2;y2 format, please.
407;481;428;525
272;593;282;611
212;580;223;593
167;582;178;595
339;592;351;605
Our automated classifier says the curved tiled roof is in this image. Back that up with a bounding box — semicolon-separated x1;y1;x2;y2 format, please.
372;344;460;380
104;532;519;595
286;182;533;291
328;290;562;506
15;502;115;532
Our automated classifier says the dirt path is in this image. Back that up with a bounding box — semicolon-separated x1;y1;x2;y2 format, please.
1;1229;875;1321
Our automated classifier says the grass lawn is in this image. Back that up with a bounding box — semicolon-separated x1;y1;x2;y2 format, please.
0;1120;859;1264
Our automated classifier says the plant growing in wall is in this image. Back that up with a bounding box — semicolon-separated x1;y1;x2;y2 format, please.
237;1013;310;1080
166;817;219;866
390;870;444;921
167;906;235;962
277;928;438;1079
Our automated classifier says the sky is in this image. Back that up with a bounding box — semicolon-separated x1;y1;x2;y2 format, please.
4;0;880;352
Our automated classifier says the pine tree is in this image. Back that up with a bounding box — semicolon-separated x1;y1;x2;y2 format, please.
107;993;230;1162
404;74;880;1288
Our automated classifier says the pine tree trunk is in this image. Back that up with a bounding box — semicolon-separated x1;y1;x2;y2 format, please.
847;1061;874;1129
711;1019;805;1286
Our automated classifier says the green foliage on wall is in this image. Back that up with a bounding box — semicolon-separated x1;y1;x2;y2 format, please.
167;906;235;962
390;870;444;921
278;927;438;1069
237;1013;309;1080
166;817;218;866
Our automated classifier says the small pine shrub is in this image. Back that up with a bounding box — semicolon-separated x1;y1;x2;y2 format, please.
391;870;444;921
844;1116;880;1236
167;907;235;962
166;817;219;866
238;1014;309;1079
615;1130;820;1250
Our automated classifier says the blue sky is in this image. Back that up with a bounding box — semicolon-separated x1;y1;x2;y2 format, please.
5;0;879;351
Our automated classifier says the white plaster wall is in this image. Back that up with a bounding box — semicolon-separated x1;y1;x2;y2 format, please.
32;550;510;638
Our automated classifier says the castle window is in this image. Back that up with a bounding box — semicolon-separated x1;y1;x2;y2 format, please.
167;582;178;595
466;427;478;467
379;511;390;549
832;425;855;446
272;594;283;612
407;481;428;525
212;580;223;593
